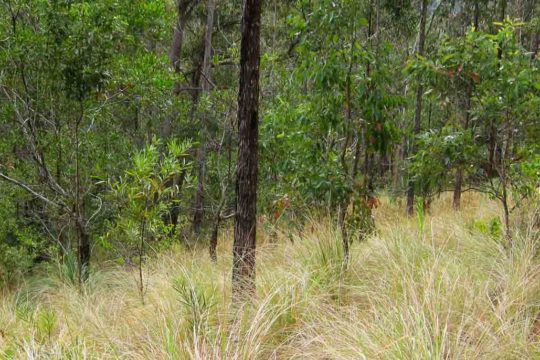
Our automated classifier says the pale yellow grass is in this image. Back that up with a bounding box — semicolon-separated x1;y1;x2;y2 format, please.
1;193;540;359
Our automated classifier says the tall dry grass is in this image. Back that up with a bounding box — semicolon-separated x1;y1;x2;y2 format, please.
1;193;539;359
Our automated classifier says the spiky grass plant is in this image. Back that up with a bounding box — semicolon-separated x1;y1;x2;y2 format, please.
1;193;540;359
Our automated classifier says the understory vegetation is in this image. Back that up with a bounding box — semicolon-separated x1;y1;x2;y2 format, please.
1;193;540;359
2;0;540;358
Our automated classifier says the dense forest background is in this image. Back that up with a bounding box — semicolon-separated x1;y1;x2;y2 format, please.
1;0;539;284
1;0;540;358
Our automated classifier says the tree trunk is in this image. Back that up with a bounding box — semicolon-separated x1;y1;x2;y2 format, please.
164;168;186;234
500;132;512;242
138;212;147;303
453;87;472;210
500;113;513;243
232;0;262;299
532;32;539;60
453;168;463;210
162;0;193;232
406;0;428;216
192;0;216;236
338;204;350;266
74;107;90;284
192;147;206;235
201;0;215;95
170;0;190;75
210;129;232;262
454;0;480;210
76;215;90;282
209;212;221;262
474;0;480;30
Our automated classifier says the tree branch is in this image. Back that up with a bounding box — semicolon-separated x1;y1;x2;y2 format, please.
0;171;64;209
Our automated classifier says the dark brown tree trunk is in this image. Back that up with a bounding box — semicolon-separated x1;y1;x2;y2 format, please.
138;206;147;303
209;220;220;262
500;112;513;243
500;132;512;242
192;0;215;236
497;0;507;60
192;147;206;235
453;86;472;210
487;121;497;177
474;0;480;30
164;168;186;235
487;0;506;178
454;0;480;211
232;0;261;299
453;168;463;210
406;0;428;216
209;194;224;262
170;0;190;74
162;0;194;233
76;206;90;282
74;106;90;284
338;204;350;266
338;45;355;267
200;0;215;96
210;130;232;262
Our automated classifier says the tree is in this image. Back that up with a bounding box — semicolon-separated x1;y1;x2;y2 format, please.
192;0;216;236
232;0;262;298
406;0;428;216
106;139;192;302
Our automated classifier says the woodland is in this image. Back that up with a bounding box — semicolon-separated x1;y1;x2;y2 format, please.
1;0;540;358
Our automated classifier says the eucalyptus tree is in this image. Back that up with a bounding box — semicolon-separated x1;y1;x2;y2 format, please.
0;0;123;282
232;0;262;298
0;0;176;282
406;0;428;216
262;0;403;262
409;22;540;240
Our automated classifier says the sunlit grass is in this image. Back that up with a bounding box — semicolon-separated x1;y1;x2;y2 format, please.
1;193;540;359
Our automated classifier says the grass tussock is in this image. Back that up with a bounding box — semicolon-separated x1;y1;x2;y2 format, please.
1;193;540;359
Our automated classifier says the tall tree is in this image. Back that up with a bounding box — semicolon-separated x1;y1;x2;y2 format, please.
232;0;262;298
192;0;216;236
406;0;428;216
453;3;480;211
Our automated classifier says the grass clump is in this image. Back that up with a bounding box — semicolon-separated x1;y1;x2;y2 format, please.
1;193;540;359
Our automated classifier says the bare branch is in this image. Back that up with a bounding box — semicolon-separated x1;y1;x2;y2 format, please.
0;171;64;209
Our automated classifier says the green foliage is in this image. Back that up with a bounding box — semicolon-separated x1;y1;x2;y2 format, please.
103;138;193;261
415;196;426;234
173;271;215;331
0;0;539;309
55;252;79;286
410;126;478;197
0;188;46;286
408;22;540;211
514;153;540;199
470;217;503;239
36;308;58;342
345;180;376;242
261;0;404;210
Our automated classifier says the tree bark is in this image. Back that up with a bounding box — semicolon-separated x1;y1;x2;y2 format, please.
232;0;262;299
161;0;195;233
169;0;191;75
454;0;480;210
192;147;206;235
406;0;428;216
192;0;216;236
210;129;232;262
499;113;513;243
474;0;480;30
453;86;472;210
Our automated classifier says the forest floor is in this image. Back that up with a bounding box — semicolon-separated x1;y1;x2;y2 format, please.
1;193;540;359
